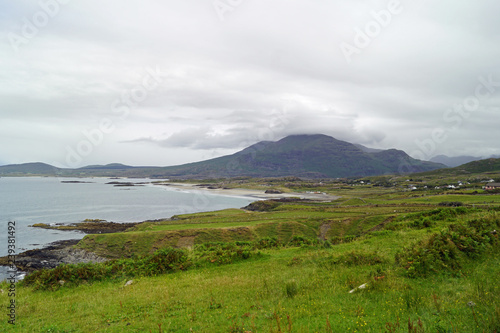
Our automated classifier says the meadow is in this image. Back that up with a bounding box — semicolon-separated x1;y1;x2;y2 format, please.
1;178;499;332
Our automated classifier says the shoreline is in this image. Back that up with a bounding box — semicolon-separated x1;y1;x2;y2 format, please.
0;239;107;276
158;182;340;202
0;182;340;279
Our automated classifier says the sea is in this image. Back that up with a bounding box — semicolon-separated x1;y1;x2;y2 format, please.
0;177;254;281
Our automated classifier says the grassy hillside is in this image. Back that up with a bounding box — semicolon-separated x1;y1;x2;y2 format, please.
417;158;500;178
2;179;500;332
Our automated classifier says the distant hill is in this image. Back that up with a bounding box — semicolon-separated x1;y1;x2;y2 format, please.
430;154;500;167
79;163;136;170
430;155;479;167
455;158;500;174
0;162;61;175
0;135;446;179
417;158;500;178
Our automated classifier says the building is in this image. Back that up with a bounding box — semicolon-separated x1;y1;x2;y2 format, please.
484;183;500;191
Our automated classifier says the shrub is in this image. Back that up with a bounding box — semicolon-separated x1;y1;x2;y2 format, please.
256;237;281;249
396;216;499;278
411;217;433;229
194;242;258;265
22;248;189;290
287;236;317;247
329;235;358;244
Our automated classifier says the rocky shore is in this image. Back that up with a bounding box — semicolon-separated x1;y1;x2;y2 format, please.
30;220;140;233
0;239;108;273
1;221;139;274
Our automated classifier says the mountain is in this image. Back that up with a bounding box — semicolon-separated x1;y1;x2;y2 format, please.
157;134;445;178
0;135;446;179
416;158;500;178
354;144;384;154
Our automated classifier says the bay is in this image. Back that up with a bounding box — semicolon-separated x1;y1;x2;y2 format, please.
0;177;254;280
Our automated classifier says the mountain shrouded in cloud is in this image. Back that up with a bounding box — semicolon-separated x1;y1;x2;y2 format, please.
0;134;445;178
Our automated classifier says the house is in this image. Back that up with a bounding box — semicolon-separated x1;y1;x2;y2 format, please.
484;183;500;191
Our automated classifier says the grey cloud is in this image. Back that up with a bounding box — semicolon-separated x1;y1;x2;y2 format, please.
1;0;499;166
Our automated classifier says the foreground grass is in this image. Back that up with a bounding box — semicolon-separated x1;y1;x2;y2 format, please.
1;183;499;332
1;246;498;332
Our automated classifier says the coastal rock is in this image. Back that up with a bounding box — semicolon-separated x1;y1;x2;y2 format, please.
0;239;108;273
30;221;140;234
265;189;283;194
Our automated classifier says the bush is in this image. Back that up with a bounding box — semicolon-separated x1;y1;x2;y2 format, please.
22;248;189;290
256;237;281;249
194;242;258;265
329;235;359;244
287;236;317;247
411;217;434;229
396;216;499;278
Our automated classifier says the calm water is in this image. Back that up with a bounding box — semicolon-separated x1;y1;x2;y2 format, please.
0;177;254;280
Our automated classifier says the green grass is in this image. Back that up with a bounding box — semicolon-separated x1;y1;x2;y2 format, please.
2;181;500;332
2;246;498;332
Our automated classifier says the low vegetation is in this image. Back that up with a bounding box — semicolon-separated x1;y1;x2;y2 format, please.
1;175;500;332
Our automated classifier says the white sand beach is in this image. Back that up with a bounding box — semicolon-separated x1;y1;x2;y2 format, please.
160;183;340;202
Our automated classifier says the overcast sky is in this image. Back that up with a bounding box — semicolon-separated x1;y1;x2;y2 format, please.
1;0;499;168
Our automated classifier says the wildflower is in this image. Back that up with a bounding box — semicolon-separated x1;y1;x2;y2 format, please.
467;301;476;307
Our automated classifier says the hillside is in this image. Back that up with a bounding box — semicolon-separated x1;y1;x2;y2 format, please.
431;154;500;167
156;134;444;178
417;158;500;178
0;134;445;178
0;162;60;175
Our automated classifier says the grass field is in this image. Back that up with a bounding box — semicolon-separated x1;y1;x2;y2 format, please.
1;180;499;332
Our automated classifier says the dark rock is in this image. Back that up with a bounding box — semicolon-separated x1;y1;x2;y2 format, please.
0;239;108;273
265;189;283;194
30;221;140;234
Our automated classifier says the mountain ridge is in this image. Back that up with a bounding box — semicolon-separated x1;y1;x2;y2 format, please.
0;134;446;178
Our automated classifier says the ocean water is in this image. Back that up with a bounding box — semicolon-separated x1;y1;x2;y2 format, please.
0;177;254;280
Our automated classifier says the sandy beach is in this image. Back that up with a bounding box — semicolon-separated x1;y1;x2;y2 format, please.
159;183;340;202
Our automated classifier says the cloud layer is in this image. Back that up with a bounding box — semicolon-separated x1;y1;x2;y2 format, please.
1;0;499;167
